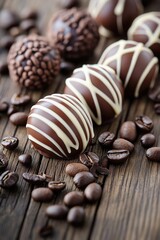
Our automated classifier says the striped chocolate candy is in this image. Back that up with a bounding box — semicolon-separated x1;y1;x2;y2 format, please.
26;94;94;159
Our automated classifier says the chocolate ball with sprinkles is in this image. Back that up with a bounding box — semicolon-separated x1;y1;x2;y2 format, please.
8;35;61;90
128;12;160;58
47;8;99;61
99;40;159;98
64;65;124;125
26;94;94;159
88;0;143;37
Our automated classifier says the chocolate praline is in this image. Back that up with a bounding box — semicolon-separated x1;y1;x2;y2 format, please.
88;0;143;36
128;12;160;58
47;8;99;61
26;94;94;159
64;64;124;125
8;35;61;90
99;40;159;98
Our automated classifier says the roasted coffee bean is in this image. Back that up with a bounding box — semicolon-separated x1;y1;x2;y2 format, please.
60;61;75;74
0;35;15;50
135;115;153;132
154;103;160;115
89;163;98;178
84;183;102;202
1;136;19;150
113;138;134;153
106;149;130;164
146;147;160;162
120;121;137;142
0;170;19;188
39;225;53;238
73;171;95;189
90;163;109;178
48;181;66;191
141;134;156;148
20;19;36;32
148;85;160;103
61;0;80;9
0;9;19;30
23;172;52;184
11;93;31;106
0;153;8;171
79;152;99;168
64;191;84;207
31;187;53;202
46;205;68;219
7;105;18;116
66;163;89;177
9;112;28;126
21;9;38;20
67;206;85;226
98;131;115;148
0;59;8;74
0;101;9;113
100;156;108;168
18;154;32;166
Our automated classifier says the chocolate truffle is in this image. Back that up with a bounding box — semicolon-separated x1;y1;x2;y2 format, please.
88;0;143;36
99;40;159;98
26;94;94;159
64;65;123;125
47;8;99;60
128;12;160;57
8;35;61;90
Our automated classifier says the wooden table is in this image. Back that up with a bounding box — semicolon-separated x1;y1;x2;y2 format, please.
0;0;160;239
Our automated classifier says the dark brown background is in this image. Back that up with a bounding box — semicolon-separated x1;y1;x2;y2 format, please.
0;0;160;239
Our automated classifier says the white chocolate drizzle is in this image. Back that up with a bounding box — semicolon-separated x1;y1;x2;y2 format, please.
99;40;159;97
65;65;123;125
26;94;94;158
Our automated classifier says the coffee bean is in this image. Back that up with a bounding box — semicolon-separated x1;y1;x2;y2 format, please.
0;9;19;30
146;147;160;162
39;225;53;238
135;115;153;132
0;35;15;50
98;131;115;148
148;85;160;103
113;138;134;153
7;105;18;116
100;156;108;168
60;61;75;74
96;165;110;176
18;154;32;166
9;112;28;126
140;134;156;148
48;180;66;191
0;101;9;113
46;205;68;219
21;9;38;20
84;183;102;202
31;187;53;202
23;172;52;184
0;153;8;172
79;152;99;168
73;171;95;189
61;0;80;9
120;121;137;142
106;149;130;164
64;191;84;207
1;136;19;150
20;19;36;32
0;59;8;75
66;163;89;177
11;93;31;106
0;170;19;188
67;206;85;226
154;103;160;115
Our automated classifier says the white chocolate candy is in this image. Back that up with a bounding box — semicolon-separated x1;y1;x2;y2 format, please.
99;40;159;98
26;94;94;159
64;64;123;125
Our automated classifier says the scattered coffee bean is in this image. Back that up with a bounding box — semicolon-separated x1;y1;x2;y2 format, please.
106;149;130;164
146;147;160;162
67;206;85;226
140;134;156;148
7;105;18;116
61;0;80;9
73;171;95;189
0;153;8;172
0;9;19;30
66;163;89;177
60;61;75;74
11;93;31;106
9;112;28;126
39;225;53;238
0;101;9;113
154;103;160;115
46;205;68;219
23;172;52;184
98;131;115;148
0;35;15;50
1;136;19;150
18;154;32;166
148;85;160;103
79;152;99;168
48;180;66;191
0;170;19;188
89;163;109;178
120;121;137;142
84;183;102;202
113;138;134;153
31;187;53;202
100;156;108;168
21;9;38;20
64;191;84;207
0;59;8;74
20;19;36;32
135;115;153;132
